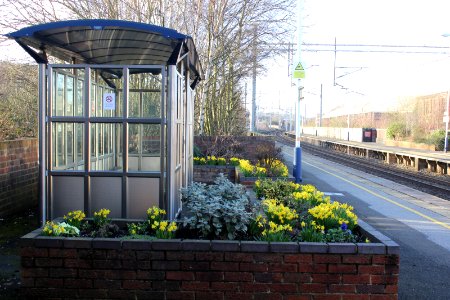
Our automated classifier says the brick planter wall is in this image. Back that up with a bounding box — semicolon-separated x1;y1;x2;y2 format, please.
193;165;237;184
0;138;38;217
19;220;399;299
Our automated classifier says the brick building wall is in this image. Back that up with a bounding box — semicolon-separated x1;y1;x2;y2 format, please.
0;138;38;217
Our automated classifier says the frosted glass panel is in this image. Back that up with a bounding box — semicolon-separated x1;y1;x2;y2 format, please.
91;177;122;218
52;176;84;218
127;177;159;219
142;157;160;171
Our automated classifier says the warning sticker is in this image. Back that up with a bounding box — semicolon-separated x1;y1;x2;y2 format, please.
103;93;116;110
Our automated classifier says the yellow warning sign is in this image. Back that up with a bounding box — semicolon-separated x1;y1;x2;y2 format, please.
293;62;305;79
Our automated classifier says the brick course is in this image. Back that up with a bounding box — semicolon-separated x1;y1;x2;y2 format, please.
0;138;38;217
20;222;399;299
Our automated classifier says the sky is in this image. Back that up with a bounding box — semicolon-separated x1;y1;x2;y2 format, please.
2;0;450;120
256;0;450;119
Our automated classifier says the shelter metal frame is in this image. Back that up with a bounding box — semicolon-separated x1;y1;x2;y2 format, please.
8;19;202;222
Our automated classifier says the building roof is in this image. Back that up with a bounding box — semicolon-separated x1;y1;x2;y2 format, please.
6;19;203;86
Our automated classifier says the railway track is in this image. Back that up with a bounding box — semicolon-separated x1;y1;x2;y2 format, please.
273;131;450;201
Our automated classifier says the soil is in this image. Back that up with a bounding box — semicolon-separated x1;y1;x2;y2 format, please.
0;207;39;299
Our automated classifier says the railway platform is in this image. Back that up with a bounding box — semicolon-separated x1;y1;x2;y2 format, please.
279;143;450;299
285;132;450;175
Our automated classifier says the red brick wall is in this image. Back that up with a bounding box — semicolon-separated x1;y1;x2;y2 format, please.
0;138;38;217
193;166;236;184
20;225;399;299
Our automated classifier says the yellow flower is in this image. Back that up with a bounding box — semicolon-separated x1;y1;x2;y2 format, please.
167;222;178;232
151;221;159;230
159;221;168;231
94;208;110;219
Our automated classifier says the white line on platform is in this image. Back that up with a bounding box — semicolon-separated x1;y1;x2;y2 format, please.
323;192;345;196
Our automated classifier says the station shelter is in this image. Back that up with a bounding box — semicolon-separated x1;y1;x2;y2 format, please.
7;19;203;221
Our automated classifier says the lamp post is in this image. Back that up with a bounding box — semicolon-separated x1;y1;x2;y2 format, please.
292;0;304;183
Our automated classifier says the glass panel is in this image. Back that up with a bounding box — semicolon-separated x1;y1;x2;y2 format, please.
128;70;162;118
129;91;140;118
52;123;84;170
54;73;64;116
128;124;160;171
142;91;161;118
52;68;84;116
75;78;84;116
91;177;122;218
90;123;122;171
65;76;74;116
91;68;123;117
51;176;84;218
76;123;84;170
127;177;159;218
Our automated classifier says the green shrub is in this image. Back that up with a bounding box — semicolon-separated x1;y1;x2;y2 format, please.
267;159;289;177
193;145;204;157
298;225;325;242
324;228;357;243
386;122;409;140
254;179;299;199
427;129;446;150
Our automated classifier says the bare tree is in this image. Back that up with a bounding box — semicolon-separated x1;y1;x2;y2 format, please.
0;62;38;140
1;0;296;137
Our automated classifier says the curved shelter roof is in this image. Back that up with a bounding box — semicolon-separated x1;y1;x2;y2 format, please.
6;19;203;86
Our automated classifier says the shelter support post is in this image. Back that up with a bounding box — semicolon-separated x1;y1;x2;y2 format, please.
38;63;46;226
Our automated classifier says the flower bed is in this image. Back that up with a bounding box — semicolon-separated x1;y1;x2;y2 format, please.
193;155;291;186
20;220;399;299
20;177;399;298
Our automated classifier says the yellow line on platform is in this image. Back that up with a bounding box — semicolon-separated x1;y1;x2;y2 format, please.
304;160;450;230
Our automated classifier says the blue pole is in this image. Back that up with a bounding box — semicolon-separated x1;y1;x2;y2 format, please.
295;146;302;183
